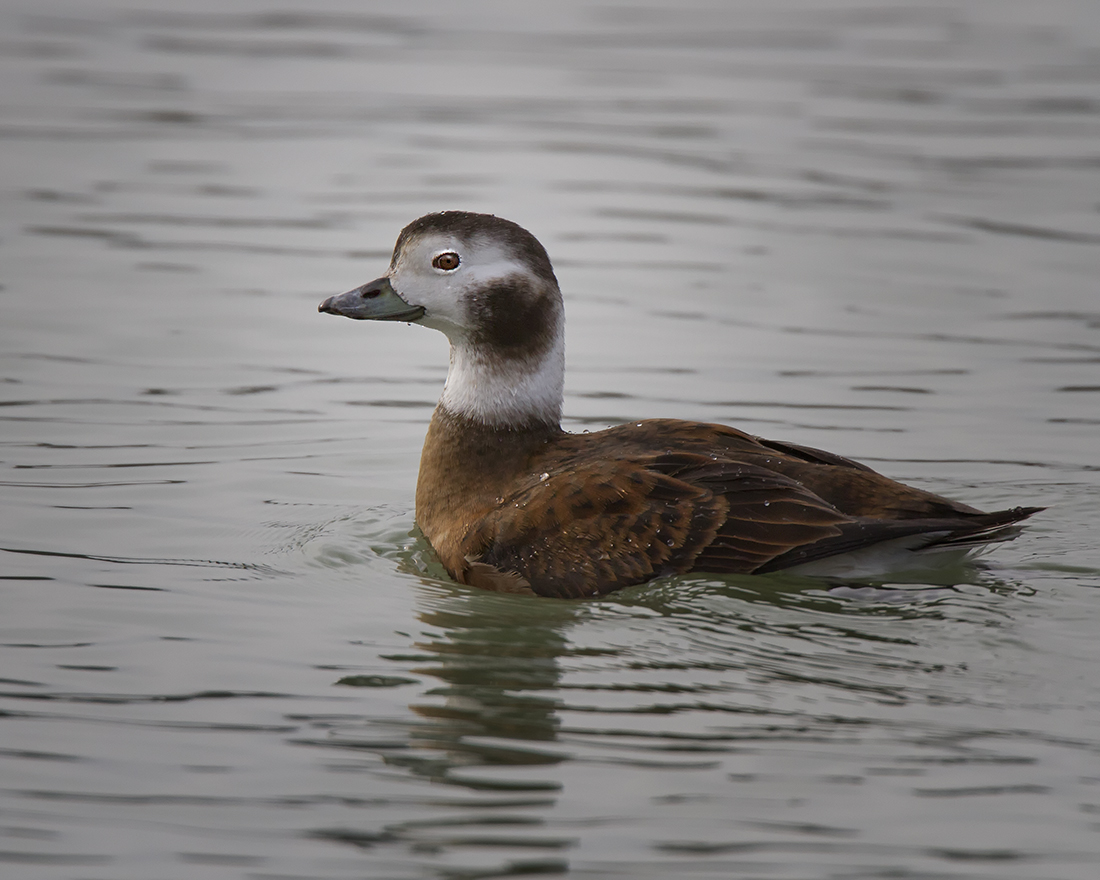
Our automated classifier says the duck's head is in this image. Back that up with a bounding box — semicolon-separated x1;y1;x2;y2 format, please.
319;211;566;428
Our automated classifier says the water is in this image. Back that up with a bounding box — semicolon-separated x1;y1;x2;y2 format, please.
2;1;1099;877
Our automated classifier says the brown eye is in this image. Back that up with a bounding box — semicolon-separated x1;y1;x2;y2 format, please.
432;252;460;271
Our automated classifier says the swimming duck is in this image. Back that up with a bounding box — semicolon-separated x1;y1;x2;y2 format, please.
319;211;1040;598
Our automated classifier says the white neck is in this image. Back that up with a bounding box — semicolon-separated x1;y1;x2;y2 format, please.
439;334;564;429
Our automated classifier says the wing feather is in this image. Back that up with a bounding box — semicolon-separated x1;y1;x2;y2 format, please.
466;455;848;598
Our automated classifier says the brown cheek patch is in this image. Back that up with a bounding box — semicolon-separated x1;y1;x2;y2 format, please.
470;279;558;361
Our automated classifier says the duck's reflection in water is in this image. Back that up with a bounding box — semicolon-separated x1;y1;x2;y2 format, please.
401;586;586;789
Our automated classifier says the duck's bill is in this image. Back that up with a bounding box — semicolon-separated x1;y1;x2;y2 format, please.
318;277;426;322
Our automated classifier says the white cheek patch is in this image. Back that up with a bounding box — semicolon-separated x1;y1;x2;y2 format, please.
460;253;527;288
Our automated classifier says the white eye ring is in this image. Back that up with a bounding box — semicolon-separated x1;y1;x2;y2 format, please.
432;251;461;272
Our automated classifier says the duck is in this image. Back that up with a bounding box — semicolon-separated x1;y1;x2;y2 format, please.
319;211;1041;599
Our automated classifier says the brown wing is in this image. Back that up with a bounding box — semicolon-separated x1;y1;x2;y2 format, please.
465;452;848;599
552;420;986;520
610;421;986;519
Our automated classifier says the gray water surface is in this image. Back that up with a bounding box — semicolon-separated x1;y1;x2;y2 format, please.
2;1;1100;878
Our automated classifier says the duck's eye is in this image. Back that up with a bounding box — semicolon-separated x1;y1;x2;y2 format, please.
432;252;460;271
